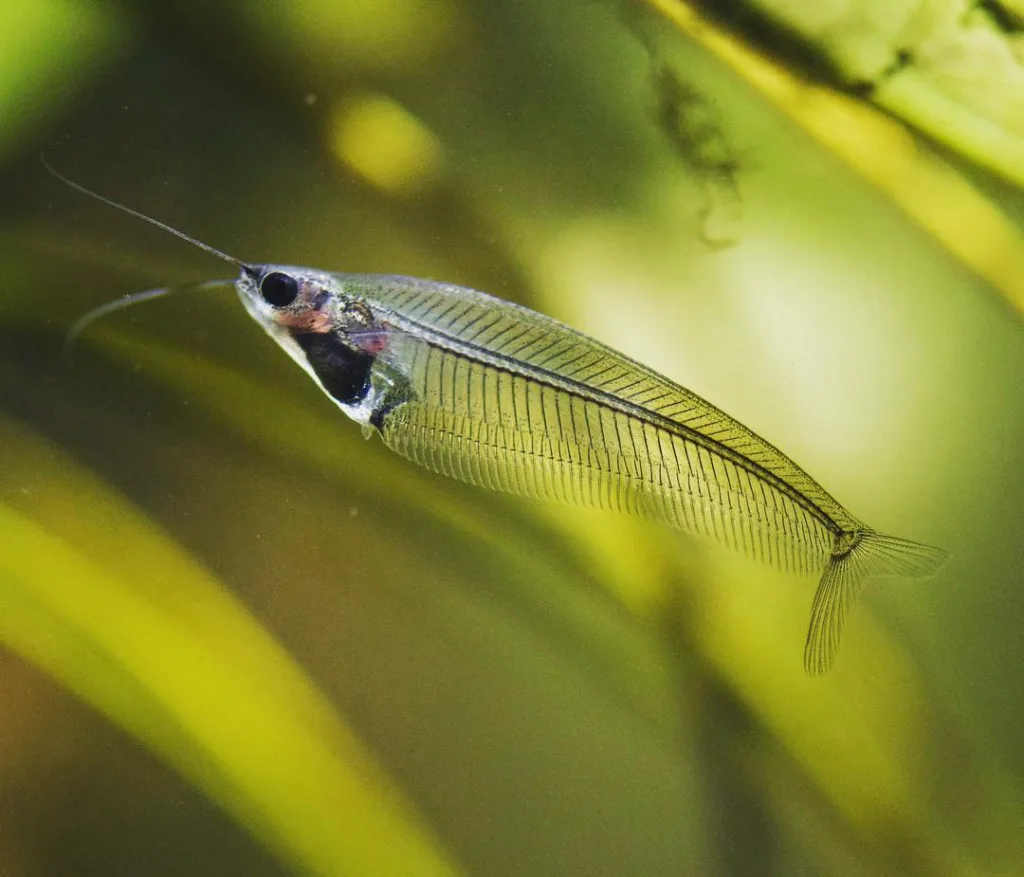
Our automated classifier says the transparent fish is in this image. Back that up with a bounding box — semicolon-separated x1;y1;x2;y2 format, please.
53;164;947;674
228;267;946;673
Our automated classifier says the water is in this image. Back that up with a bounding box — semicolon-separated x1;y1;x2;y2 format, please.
1;1;1023;875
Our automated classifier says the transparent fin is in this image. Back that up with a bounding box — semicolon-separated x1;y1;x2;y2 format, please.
803;531;949;675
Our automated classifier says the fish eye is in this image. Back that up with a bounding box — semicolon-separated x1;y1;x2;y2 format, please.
260;272;299;307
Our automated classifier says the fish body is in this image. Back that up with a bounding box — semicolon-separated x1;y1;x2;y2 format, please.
236;265;947;674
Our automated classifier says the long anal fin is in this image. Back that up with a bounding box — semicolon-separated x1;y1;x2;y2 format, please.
804;531;948;675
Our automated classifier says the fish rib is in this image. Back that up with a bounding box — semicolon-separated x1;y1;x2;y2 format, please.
379;345;835;575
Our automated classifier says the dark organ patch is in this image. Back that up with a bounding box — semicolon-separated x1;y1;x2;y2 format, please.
294;332;375;406
368;395;403;432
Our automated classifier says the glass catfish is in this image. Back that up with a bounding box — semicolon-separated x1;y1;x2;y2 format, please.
56;166;947;675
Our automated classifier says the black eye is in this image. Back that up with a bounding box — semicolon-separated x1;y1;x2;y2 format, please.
260;272;298;307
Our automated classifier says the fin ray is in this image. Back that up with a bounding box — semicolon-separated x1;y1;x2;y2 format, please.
804;531;948;675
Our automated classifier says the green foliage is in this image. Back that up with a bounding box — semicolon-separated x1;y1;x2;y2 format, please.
1;1;1023;875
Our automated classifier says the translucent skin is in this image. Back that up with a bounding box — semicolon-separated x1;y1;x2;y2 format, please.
238;266;948;674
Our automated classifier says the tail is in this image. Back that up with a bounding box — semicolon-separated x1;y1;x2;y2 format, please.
803;530;948;675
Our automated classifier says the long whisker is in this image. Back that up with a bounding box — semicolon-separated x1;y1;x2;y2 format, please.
65;279;234;359
41;155;247;269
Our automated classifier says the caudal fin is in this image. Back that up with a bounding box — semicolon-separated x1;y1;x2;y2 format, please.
803;531;948;675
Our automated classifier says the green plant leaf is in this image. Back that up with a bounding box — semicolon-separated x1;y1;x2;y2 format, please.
0;415;462;877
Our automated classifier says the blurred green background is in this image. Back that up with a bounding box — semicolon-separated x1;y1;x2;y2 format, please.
1;1;1022;875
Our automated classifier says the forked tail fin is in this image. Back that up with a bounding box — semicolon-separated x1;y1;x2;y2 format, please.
804;530;948;675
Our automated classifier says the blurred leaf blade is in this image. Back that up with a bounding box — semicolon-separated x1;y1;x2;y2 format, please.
0;415;463;877
672;0;1024;189
639;0;1024;317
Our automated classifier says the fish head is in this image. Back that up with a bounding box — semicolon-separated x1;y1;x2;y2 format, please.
236;264;386;356
237;264;337;334
236;264;396;416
